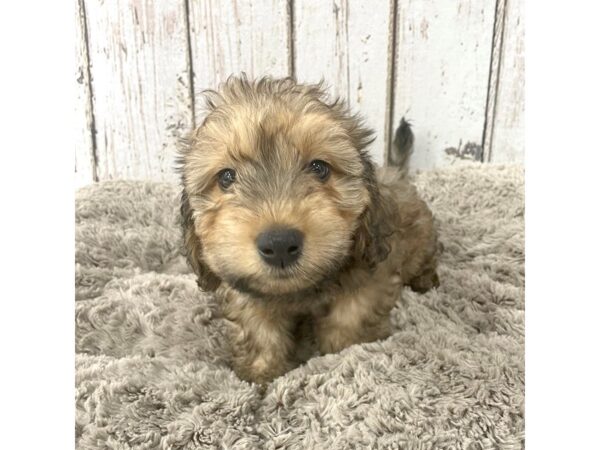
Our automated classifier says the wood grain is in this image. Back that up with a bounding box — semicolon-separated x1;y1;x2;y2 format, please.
487;0;524;164
392;0;496;170
75;0;96;186
84;0;193;181
294;0;392;165
187;0;291;123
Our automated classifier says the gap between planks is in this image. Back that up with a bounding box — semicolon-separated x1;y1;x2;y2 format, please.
184;0;196;128
78;0;99;182
482;0;508;162
287;0;296;79
383;0;399;166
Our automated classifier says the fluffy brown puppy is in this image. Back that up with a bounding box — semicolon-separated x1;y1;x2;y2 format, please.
179;76;439;384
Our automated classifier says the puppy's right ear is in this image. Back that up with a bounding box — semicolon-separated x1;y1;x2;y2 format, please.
180;189;221;292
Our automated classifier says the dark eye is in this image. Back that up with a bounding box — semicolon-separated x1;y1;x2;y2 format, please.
308;160;330;181
217;168;236;190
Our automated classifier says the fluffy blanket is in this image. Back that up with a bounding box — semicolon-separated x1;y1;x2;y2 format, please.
75;165;524;449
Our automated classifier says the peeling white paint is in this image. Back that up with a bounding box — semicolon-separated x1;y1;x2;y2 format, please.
75;0;525;183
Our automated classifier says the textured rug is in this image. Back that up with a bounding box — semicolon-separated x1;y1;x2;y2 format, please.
75;165;524;449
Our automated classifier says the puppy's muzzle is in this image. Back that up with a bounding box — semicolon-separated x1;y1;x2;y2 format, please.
256;228;303;269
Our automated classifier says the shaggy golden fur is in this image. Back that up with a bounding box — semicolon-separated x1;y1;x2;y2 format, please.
179;76;439;384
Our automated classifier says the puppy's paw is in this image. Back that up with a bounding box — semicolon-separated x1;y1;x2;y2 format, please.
409;269;440;293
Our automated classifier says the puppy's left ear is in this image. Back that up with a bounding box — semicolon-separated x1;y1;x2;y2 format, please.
352;159;392;269
180;190;221;292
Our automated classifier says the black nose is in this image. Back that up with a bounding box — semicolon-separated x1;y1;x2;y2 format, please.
256;228;303;269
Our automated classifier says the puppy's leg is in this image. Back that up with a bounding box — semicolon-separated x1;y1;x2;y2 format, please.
403;229;440;294
315;272;400;354
222;292;296;384
394;192;440;294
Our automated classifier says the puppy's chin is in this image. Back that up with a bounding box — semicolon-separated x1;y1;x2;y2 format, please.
224;272;322;298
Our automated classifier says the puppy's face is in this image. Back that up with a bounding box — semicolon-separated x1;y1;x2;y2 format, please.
181;78;378;296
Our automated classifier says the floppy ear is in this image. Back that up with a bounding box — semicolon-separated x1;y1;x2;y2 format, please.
180;189;221;292
352;158;392;269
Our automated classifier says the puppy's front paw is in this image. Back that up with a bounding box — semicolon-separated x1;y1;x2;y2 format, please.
233;355;295;385
317;321;391;355
229;326;297;385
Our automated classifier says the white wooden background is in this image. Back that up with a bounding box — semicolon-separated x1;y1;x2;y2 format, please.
75;0;524;186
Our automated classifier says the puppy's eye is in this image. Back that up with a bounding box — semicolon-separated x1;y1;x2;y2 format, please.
308;160;330;181
217;168;236;189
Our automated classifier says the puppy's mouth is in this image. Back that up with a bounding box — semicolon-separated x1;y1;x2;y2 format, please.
222;260;321;297
227;273;325;299
226;273;307;297
222;253;351;299
268;264;300;278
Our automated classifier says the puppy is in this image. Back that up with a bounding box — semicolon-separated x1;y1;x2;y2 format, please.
179;76;439;384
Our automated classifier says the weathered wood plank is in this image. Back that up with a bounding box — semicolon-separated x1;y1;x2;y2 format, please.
392;0;496;170
84;0;193;181
75;0;96;186
488;0;524;164
188;0;291;121
294;0;392;166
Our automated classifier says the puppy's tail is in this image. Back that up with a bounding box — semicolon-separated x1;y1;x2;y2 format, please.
388;117;414;172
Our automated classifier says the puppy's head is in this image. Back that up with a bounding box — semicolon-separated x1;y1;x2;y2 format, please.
179;76;389;296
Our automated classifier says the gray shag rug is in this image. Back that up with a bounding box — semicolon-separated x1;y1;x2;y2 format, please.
75;165;524;449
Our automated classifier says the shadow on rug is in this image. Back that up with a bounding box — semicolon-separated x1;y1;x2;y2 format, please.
75;165;524;449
